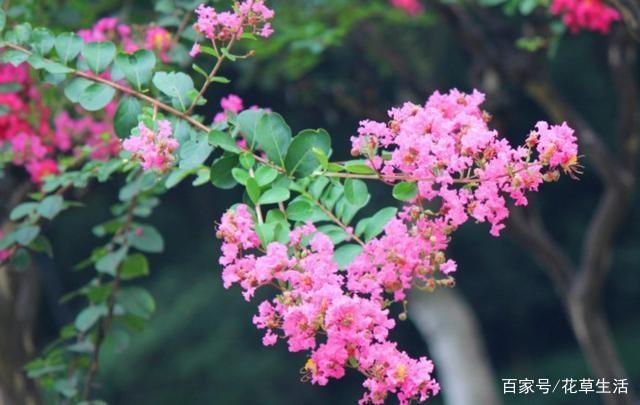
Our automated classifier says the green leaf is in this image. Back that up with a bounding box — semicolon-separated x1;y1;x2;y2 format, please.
231;168;249;185
95;247;127;276
79;83;116;111
0;9;6;32
239;152;255;169
55;32;83;64
13;23;32;45
255;113;292;166
333;244;362;269
152;71;194;111
180;138;214;170
209;130;240;153
10;202;38;221
0;232;15;250
165;168;190;189
15;225;40;246
236;109;265;149
30;28;54;55
27;54;72;75
246;178;261;204
258;187;290;205
344;179;369;206
11;248;31;271
75;305;108;332
129;225;164;253
365;207;398;241
345;160;376;175
116;287;155;320
317;224;349;245
255;223;275;249
285;200;314;221
121;254;149;280
254;165;278;187
114;96;142;138
115;50;156;90
0;49;29;66
29;235;53;257
210;155;239;189
64;77;92;103
392;182;418;201
82;41;116;74
284;129;331;177
37;195;64;219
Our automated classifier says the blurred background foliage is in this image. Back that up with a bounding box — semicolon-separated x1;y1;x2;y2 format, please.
18;0;640;403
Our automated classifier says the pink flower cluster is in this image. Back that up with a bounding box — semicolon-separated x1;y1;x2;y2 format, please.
390;0;424;15
214;94;245;123
0;61;123;183
217;206;440;404
122;120;179;172
79;17;174;62
54;110;120;161
78;17;139;53
347;215;456;303
0;63;57;182
191;0;275;57
351;89;579;237
550;0;620;33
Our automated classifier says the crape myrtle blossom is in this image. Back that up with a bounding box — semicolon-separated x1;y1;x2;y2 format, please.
350;89;580;237
216;90;578;404
550;0;620;33
1;14;180;186
217;206;440;405
190;0;275;57
122;120;179;172
390;0;424;15
214;94;245;123
79;17;175;60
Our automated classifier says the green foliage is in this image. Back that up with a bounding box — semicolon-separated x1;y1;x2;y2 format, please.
82;41;116;74
210;155;239;189
55;32;84;64
152;71;194;111
115;50;156;90
236;109;265;149
114;97;142;138
392;182;418;201
284;129;331;177
78;83;117;111
255;112;292;167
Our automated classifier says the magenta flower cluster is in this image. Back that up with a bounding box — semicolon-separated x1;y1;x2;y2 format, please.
551;0;621;33
217;206;440;405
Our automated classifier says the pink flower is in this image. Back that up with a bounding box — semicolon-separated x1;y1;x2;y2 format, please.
145;26;173;62
26;159;59;183
122;120;179;172
390;0;424;15
221;94;244;113
551;0;620;33
350;89;579;237
193;0;275;43
216;207;439;404
189;42;201;58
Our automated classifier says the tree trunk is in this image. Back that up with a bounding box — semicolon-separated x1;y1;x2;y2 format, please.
409;288;502;405
567;282;636;405
0;263;40;405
